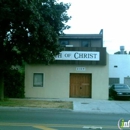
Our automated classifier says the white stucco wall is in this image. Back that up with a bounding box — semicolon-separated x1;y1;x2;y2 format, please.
109;55;130;83
25;63;109;100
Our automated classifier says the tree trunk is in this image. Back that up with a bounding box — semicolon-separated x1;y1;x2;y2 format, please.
0;76;4;101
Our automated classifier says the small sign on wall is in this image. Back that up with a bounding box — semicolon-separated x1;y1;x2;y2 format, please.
76;67;86;71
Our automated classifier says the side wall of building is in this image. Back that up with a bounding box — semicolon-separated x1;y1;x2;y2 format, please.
109;55;130;84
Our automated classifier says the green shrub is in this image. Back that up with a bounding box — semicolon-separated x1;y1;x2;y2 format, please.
4;68;25;98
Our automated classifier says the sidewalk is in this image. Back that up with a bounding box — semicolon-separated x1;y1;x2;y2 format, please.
72;98;130;114
37;98;130;114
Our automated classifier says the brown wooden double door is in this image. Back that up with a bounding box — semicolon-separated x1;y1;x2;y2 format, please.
70;73;91;98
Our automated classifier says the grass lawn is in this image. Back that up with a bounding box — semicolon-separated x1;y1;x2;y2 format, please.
0;99;73;109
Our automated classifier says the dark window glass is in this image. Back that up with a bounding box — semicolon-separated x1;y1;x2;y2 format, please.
109;78;120;85
81;41;90;47
115;85;130;89
33;73;43;87
60;40;69;46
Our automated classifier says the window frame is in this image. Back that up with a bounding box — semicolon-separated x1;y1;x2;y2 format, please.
33;73;44;87
81;40;90;47
60;40;69;47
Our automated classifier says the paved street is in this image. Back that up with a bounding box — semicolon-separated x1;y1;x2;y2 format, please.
0;98;130;129
0;108;129;130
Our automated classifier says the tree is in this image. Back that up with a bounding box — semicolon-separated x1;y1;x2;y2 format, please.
114;51;127;54
0;0;71;100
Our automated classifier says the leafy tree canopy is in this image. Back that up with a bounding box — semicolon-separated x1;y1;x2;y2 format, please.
0;0;71;99
114;51;127;54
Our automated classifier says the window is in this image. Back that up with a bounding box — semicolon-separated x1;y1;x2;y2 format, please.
109;78;119;85
33;73;43;87
60;40;69;46
81;41;90;47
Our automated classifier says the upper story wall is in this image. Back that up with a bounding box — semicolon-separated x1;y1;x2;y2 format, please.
54;29;106;66
59;29;103;48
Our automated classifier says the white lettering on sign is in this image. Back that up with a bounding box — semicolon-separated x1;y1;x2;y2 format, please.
76;67;86;71
55;51;100;61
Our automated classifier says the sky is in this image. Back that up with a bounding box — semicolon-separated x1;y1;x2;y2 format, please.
58;0;130;54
